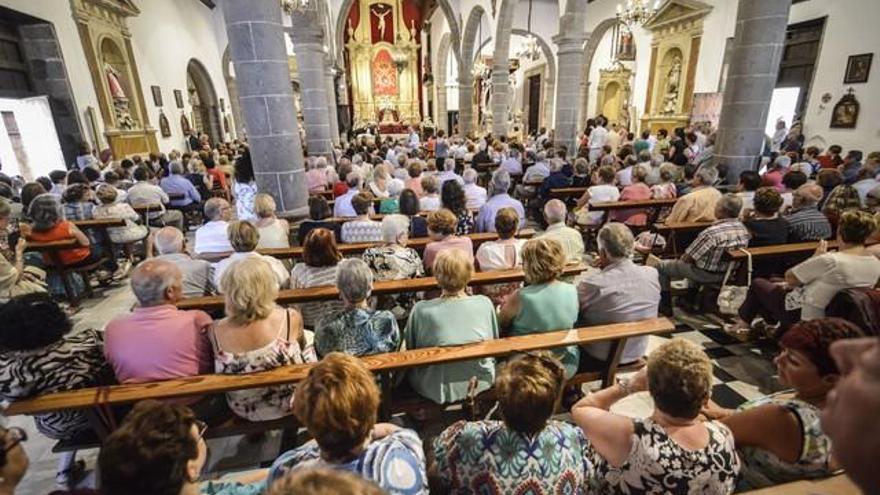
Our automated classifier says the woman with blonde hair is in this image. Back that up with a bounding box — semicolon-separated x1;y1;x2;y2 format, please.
210;256;316;421
572;338;740;494
499;238;580;376
212;220;289;290
405;249;498;404
267;353;427;492
253;193;290;249
432;353;590;493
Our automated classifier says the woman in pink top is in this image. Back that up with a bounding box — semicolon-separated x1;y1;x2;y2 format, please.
423;209;474;273
305;156;330;193
475;207;525;305
405;160;425;197
612;166;653;226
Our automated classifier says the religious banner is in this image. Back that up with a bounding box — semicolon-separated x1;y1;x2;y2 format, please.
372;50;398;95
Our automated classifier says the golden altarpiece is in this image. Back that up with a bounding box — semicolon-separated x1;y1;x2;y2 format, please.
639;0;711;134
71;0;158;157
345;0;421;130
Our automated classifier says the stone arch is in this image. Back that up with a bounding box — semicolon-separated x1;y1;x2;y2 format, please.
512;28;556;129
460;6;487;73
334;0;461;68
578;17;623;126
222;46;244;138
186;58;222;144
457;5;488;136
435;33;452;133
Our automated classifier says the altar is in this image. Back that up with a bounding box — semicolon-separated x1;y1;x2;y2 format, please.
344;0;423;130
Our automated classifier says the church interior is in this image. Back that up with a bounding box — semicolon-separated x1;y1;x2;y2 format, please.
0;0;879;494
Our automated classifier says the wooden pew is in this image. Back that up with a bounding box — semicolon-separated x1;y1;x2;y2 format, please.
73;218;128;265
177;260;581;311
549;186;588;199
309;190;334;200
589;198;679;225
742;473;858;494
726;240;838;261
4;317;675;448
196;229;537;263
653;221;714;256
131;203;164;226
25;238;108;307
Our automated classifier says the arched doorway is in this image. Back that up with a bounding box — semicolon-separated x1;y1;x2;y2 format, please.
186;58;221;145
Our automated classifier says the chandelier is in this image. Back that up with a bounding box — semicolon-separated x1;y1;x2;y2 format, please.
391;36;409;73
517;0;540;61
616;0;660;27
472;57;491;80
281;0;309;14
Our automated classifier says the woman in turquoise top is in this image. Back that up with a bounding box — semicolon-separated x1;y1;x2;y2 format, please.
405;248;499;404
702;318;861;490
500;238;580;377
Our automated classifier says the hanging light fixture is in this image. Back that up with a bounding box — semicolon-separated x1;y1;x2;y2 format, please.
472;16;491;80
616;0;660;28
391;34;410;73
281;0;309;14
517;0;540;61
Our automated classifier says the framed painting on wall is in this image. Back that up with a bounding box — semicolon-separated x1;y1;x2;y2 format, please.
830;89;859;129
844;53;872;84
174;89;185;109
150;85;163;107
159;111;171;137
181;113;191;134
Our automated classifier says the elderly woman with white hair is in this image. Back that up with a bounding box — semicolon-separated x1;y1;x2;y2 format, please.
362;214;425;319
462;168;487;210
476;170;526;232
420;174;442;211
253;193;290;249
379;175;405;214
212;221;289;290
369;163;391;199
314;258;400;357
211;256;316;421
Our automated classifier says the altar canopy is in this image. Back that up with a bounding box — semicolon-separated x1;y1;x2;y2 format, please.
345;0;422;131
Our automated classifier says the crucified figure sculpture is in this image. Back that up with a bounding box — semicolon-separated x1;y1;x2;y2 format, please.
372;7;391;40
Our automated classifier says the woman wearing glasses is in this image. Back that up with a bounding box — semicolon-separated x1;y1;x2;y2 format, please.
0;293;111;488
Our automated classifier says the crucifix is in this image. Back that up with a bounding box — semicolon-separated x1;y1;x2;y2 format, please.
372;6;391;40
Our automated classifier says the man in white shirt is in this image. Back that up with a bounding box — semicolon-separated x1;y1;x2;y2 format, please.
127;166;184;231
523;152;551;183
408;127;420;148
194;197;234;255
462;168;488;210
588;118;609;164
539;199;584;264
333;172;363;217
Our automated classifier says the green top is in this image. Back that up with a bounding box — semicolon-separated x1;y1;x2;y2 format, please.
510;281;580;377
405;295;499;404
379;198;400;214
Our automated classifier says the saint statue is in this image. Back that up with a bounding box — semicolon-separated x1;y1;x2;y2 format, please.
410;19;417;42
662;56;682;114
372;6;391;41
347;18;356;42
104;63;126;100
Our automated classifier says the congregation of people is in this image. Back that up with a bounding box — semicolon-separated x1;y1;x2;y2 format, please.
1;118;880;495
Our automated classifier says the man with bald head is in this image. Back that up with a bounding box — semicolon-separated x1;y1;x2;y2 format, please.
539;199;584;264
784;183;832;242
152;226;214;297
104;259;213;385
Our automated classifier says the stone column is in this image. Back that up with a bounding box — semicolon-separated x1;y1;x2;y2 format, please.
221;0;307;214
289;24;333;155
714;0;792;183
324;64;341;146
457;74;474;137
435;80;448;134
553;32;587;157
490;64;509;137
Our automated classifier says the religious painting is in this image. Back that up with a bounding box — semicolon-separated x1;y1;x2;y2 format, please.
180;113;191;134
370;3;394;44
159;111;171;137
220;98;225;112
174;89;185;109
372;49;398;96
617;29;635;61
223;114;230;134
150;85;163;107
830;89;859;129
844;53;872;84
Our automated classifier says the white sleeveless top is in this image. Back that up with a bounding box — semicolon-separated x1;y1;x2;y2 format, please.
257;218;290;249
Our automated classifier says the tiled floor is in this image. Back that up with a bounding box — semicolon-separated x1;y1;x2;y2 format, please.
8;280;784;494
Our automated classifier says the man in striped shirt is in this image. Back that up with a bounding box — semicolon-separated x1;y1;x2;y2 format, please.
785;184;833;242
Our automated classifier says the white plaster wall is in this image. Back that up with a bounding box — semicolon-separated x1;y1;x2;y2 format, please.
789;0;880;151
0;0;104;145
127;0;233;152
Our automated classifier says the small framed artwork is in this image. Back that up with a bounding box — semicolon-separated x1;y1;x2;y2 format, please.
220;98;225;112
150;85;163;107
844;53;872;84
174;89;185;109
159;111;172;137
830;89;859;129
181;113;191;134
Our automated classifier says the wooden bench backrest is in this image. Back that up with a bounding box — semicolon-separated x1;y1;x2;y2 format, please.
549;187;588;198
590;198;678;211
727;240;839;260
73;218;127;229
25;239;79;251
196;229;537;262
3;317;674;415
653;221;714;233
177;262;586;311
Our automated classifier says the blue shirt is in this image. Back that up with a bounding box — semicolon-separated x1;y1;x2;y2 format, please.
476;194;526;232
160;174;202;207
267;429;428;494
333;188;359;217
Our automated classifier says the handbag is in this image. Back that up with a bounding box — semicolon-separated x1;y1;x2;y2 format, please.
717;248;751;315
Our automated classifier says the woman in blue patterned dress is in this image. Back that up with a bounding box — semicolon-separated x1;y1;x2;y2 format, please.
314;258;400;357
702;318;860;490
267;353;428;494
431;352;591;494
571;338;741;494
